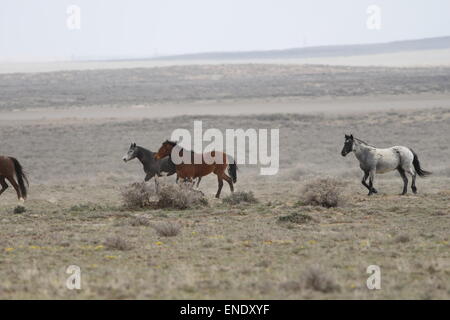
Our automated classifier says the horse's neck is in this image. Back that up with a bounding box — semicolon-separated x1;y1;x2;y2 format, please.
137;147;154;165
354;141;373;159
173;145;190;157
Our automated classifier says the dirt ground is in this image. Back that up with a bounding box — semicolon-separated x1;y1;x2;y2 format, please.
0;64;449;299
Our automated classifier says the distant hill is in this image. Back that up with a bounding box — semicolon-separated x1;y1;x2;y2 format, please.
154;36;450;61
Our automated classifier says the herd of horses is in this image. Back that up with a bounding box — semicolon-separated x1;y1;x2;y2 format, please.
0;135;431;204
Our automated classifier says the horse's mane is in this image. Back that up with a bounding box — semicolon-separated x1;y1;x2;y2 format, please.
355;137;376;148
165;140;177;146
136;145;154;156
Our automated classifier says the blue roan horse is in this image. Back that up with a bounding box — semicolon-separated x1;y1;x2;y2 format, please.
341;135;431;195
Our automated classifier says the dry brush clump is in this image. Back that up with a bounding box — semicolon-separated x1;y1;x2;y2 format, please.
104;236;133;251
121;181;208;210
129;216;150;226
222;191;258;205
299;177;346;208
121;182;155;209
302;265;340;293
152;221;182;237
157;183;208;209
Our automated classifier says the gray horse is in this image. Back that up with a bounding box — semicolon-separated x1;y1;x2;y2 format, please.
122;143;177;187
341;134;431;195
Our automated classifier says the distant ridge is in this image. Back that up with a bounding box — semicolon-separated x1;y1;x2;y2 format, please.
154;36;450;61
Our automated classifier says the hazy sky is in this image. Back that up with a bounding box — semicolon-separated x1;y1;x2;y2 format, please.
1;0;450;61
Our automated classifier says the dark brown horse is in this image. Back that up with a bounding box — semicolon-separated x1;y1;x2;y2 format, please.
0;156;29;202
154;140;237;198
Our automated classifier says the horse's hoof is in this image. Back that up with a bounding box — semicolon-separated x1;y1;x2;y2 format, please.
367;192;373;196
372;189;378;194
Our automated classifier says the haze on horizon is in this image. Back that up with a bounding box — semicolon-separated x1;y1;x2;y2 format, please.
1;0;450;62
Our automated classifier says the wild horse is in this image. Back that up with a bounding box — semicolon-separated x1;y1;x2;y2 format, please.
154;140;237;198
0;156;29;202
122;143;178;188
341;134;431;195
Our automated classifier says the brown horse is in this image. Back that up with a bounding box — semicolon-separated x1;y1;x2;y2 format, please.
0;156;29;202
154;140;237;198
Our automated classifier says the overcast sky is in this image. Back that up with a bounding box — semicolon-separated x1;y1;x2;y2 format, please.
1;0;450;61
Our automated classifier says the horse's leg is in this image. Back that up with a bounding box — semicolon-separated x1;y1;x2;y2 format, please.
368;170;376;196
361;171;371;192
215;175;224;198
0;177;8;197
154;175;160;193
222;173;234;193
397;168;408;195
408;168;417;194
6;176;22;201
196;177;202;188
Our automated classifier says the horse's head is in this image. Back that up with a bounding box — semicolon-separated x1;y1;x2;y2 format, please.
123;142;138;162
341;134;354;157
154;140;177;160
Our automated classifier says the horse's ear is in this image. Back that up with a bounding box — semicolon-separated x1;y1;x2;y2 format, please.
350;134;354;140
345;134;349;139
132;142;136;147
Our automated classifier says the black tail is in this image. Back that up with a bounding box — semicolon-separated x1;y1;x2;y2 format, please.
228;161;238;183
10;157;29;199
410;149;431;177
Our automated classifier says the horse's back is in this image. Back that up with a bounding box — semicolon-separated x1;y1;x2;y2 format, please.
375;146;413;173
0;156;14;176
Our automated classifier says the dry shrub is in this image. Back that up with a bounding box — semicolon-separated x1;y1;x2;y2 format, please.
300;177;346;208
121;182;156;209
129;216;150;227
104;236;133;251
157;183;208;209
222;191;258;205
13;205;26;214
302;265;340;293
121;182;208;210
152;221;181;237
394;234;411;243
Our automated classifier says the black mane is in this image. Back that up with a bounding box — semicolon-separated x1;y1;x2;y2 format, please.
165;140;177;147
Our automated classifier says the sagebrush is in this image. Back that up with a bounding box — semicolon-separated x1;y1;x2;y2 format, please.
152;221;182;237
121;182;208;210
300;178;346;208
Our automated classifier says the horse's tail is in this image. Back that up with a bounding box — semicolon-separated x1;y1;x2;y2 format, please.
10;157;29;199
409;148;431;177
228;160;238;183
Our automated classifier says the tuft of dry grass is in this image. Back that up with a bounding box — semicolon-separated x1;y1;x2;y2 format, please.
394;234;411;243
121;182;155;209
302;265;340;293
222;191;258;205
129;216;150;227
300;178;346;208
157;183;208;210
121;182;207;210
104;236;133;251
152;221;182;237
13;205;26;214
